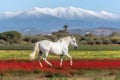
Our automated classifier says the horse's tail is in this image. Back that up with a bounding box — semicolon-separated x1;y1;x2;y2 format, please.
30;42;40;60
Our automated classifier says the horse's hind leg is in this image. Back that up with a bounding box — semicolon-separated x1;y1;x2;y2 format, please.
38;50;43;67
43;51;52;67
60;55;63;67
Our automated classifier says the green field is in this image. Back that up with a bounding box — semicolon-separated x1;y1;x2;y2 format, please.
0;44;120;60
0;44;120;51
0;50;120;60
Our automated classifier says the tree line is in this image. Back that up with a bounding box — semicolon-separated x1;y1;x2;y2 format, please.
0;28;120;45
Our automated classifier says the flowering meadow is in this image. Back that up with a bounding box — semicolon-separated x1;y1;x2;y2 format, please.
0;46;120;79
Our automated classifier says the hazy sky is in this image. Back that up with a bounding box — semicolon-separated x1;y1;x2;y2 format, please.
0;0;120;14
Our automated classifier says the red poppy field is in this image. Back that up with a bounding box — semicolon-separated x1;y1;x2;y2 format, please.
1;59;120;73
1;59;120;79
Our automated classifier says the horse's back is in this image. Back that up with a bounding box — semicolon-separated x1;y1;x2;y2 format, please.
38;40;63;55
39;40;51;51
39;40;51;46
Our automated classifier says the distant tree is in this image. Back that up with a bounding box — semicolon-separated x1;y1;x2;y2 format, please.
23;36;32;43
80;40;88;45
63;25;68;32
52;30;69;38
103;38;112;45
87;39;96;45
116;40;120;45
0;31;22;44
0;39;9;44
85;32;98;39
43;35;57;41
111;36;120;44
109;32;120;37
96;39;103;45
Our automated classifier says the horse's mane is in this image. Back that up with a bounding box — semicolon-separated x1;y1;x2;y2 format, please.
57;36;71;42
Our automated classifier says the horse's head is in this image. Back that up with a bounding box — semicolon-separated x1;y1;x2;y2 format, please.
69;36;78;49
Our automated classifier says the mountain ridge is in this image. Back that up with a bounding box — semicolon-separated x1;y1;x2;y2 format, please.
0;6;120;20
69;27;120;35
0;6;120;34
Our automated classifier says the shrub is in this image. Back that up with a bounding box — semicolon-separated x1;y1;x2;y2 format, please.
103;38;112;45
52;30;69;38
0;31;22;44
96;39;103;45
23;36;32;43
111;37;120;44
109;32;120;37
0;39;9;44
31;37;39;43
85;33;98;39
116;40;120;44
80;40;88;45
43;35;57;41
87;39;96;45
81;36;90;41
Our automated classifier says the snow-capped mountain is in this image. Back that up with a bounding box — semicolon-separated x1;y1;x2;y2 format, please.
1;6;119;20
0;6;120;34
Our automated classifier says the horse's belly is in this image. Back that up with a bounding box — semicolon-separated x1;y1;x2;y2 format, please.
49;47;62;55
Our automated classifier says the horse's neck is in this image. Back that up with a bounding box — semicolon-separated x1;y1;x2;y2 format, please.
58;37;70;47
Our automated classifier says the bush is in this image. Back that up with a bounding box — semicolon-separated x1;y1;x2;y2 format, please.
43;35;57;41
0;31;22;44
81;37;90;41
0;39;9;44
80;40;88;45
96;39;103;45
52;30;69;38
116;40;120;44
85;33;98;39
111;37;120;44
22;36;32;43
109;32;120;37
87;39;96;45
103;38;112;45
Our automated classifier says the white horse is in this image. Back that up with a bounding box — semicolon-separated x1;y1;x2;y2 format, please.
29;36;77;67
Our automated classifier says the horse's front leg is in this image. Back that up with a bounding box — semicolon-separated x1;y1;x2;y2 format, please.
66;53;72;66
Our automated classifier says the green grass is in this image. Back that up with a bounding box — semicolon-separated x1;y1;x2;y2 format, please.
0;44;33;50
0;44;120;51
70;45;120;51
0;69;118;80
0;50;31;60
69;50;120;59
1;50;120;60
0;44;120;60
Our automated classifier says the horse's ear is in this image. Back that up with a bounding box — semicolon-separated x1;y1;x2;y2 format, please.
59;39;62;42
71;35;74;38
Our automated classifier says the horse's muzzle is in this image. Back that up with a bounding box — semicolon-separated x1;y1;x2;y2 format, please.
74;46;77;49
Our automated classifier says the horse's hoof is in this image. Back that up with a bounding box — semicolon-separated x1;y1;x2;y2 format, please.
39;63;43;67
40;65;43;67
49;65;52;67
60;64;62;67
